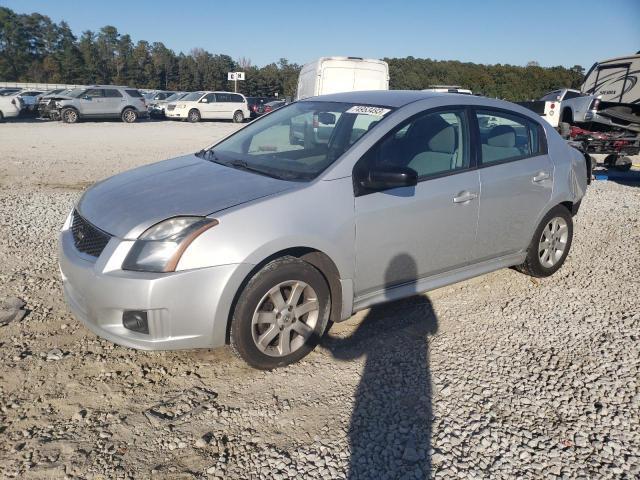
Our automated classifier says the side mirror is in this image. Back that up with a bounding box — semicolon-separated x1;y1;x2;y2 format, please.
359;166;418;191
318;112;336;125
83;95;91;100
201;98;208;103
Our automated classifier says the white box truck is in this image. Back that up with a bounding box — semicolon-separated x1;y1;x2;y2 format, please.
295;57;389;100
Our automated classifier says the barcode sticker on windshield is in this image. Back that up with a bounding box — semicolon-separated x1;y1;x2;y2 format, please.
346;106;391;116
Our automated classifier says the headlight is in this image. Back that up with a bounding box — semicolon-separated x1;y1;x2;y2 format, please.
176;103;186;109
122;217;218;272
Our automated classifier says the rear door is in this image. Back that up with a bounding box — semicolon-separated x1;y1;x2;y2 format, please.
102;88;125;116
473;109;553;261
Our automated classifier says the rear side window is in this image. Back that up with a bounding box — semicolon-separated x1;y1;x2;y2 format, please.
216;93;231;102
230;94;245;103
563;91;581;100
104;89;123;98
125;89;143;98
476;110;541;165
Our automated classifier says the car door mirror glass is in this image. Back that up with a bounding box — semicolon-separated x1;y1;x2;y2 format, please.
201;98;208;103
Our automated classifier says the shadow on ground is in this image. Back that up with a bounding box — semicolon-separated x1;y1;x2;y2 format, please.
323;254;439;479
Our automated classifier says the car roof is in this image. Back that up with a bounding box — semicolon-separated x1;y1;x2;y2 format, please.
304;90;439;108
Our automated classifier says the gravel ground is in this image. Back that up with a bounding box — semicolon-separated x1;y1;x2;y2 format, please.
0;120;638;479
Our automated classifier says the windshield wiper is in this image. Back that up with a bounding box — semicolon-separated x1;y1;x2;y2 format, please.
227;159;286;179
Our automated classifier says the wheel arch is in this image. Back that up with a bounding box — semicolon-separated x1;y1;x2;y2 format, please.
121;105;139;114
224;247;343;344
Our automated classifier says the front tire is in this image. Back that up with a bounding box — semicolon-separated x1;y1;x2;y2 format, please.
61;108;79;124
233;110;244;123
121;108;138;123
516;205;573;278
230;256;330;370
188;109;201;123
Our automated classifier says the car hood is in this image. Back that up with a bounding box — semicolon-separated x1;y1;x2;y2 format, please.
77;154;298;239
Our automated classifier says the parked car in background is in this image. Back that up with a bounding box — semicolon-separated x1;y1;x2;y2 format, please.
295;56;389;100
145;90;177;103
17;89;44;112
165;91;249;123
37;88;76;119
0;91;24;120
149;91;187;118
262;100;286;114
56;86;147;123
539;88;600;126
59;90;587;369
0;87;22;96
423;85;473;95
246;97;276;118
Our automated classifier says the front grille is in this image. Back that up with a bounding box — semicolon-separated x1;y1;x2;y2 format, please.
167;104;176;111
71;210;111;257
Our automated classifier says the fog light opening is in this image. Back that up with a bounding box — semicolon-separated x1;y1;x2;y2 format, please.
122;310;149;334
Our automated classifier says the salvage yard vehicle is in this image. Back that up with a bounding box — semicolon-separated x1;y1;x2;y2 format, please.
149;91;187;118
56;86;148;123
295;56;389;100
0;90;23;120
59;91;588;369
165;91;250;123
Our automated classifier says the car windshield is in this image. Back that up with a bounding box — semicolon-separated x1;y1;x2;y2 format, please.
66;88;88;98
165;92;185;102
182;91;204;102
205;101;394;181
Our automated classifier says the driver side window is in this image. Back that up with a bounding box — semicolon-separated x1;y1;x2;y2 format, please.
362;109;470;179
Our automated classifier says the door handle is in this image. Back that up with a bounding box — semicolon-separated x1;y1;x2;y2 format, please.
453;191;478;204
532;171;550;183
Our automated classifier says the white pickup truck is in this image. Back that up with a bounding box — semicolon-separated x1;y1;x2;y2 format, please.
539;88;600;126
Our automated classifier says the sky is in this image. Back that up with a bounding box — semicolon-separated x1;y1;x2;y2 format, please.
2;0;639;68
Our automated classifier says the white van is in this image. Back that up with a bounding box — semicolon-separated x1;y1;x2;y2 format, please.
295;57;389;100
166;91;250;123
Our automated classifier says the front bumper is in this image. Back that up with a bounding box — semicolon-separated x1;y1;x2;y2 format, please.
165;109;187;119
59;228;253;350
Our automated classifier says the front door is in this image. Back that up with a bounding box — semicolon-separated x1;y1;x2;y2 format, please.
354;108;480;297
472;109;553;260
78;88;104;116
198;93;219;119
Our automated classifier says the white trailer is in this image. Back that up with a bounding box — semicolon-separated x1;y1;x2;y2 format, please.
295;57;389;101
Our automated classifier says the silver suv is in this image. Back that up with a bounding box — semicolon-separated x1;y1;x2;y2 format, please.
57;86;147;123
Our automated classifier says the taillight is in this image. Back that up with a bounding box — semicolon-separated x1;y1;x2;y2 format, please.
589;98;600;111
550;103;555;109
264;106;272;113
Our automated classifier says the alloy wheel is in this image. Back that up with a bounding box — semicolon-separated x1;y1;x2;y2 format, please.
538;217;568;268
251;280;319;357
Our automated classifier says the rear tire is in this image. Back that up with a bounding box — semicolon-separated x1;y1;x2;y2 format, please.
61;108;78;124
614;156;632;172
121;108;137;123
230;256;330;370
188;109;201;123
516;205;573;278
233;110;244;123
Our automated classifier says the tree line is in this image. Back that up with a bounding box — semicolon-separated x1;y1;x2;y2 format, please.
0;7;584;100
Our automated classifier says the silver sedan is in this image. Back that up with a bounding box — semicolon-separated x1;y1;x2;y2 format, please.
59;91;588;369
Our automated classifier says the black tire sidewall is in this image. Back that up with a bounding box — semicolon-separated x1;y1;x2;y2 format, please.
525;205;573;277
231;257;330;370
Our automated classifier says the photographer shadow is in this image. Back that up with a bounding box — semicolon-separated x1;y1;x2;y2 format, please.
323;254;439;479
